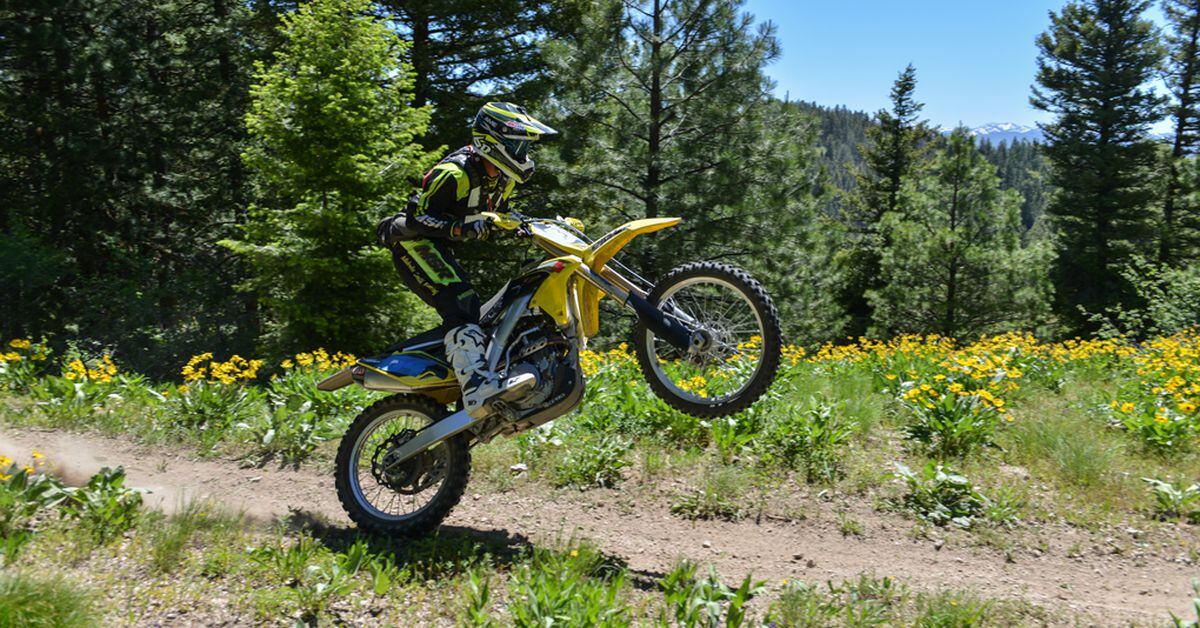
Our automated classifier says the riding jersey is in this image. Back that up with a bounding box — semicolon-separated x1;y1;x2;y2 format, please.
402;145;514;240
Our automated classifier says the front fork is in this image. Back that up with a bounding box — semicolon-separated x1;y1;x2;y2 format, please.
576;265;703;352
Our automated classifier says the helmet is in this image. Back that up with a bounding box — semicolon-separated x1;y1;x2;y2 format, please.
471;102;557;183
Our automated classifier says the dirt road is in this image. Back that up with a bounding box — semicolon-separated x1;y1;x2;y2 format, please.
3;425;1196;625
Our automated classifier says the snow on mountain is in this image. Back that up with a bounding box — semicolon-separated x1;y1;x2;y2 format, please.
964;123;1044;144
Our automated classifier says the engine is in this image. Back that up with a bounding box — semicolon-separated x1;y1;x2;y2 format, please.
473;321;578;443
506;328;572;411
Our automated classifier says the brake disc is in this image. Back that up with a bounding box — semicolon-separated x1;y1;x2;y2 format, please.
370;429;448;495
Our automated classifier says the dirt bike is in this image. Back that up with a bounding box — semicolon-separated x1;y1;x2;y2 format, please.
317;211;782;536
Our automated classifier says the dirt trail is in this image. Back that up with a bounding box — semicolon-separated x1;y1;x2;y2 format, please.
3;426;1197;625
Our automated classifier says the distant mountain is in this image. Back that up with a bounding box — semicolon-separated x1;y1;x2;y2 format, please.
965;123;1044;145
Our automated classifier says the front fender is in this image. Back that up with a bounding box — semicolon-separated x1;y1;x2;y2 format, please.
529;257;583;326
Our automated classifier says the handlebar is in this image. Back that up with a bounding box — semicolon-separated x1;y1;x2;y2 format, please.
481;211;588;241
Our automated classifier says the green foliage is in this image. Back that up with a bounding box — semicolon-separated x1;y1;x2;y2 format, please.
1090;257;1200;339
766;575;901;626
237;398;335;465
900;388;1001;458
58;467;144;544
757;398;853;483
552;432;630;489
168;382;265;450
709;416;758;464
671;465;749;521
894;462;986;528
1143;477;1200;521
544;0;819;285
0;462;66;565
145;501;241;575
0;571;97;628
838;64;936;335
227;0;438;354
658;560;764;628
870;128;1052;338
1032;0;1167;332
1161;0;1200;266
461;565;497;627
506;542;630;627
0;0;264;376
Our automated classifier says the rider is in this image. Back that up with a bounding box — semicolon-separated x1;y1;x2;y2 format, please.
376;102;557;418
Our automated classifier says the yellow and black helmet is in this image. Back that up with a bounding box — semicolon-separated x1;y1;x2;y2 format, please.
471;102;557;183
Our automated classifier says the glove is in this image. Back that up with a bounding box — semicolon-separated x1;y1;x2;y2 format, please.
455;219;491;241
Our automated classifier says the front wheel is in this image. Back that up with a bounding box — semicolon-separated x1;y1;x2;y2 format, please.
334;394;470;537
634;262;782;418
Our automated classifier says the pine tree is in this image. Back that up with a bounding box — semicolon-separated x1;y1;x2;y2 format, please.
543;0;811;277
838;65;935;336
1031;0;1166;332
977;139;1052;230
1161;0;1200;264
0;0;274;373
379;0;579;150
869;129;1052;338
225;0;438;354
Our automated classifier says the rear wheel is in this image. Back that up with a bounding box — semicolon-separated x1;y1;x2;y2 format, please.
334;394;469;537
634;262;782;418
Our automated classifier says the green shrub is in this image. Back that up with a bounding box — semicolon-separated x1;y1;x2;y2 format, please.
0;571;97;628
506;542;629;627
758;398;852;482
912;590;991;626
237;397;335;464
552;433;630;489
1144;478;1200;522
659;560;764;628
900;387;1000;458
266;363;372;425
167;381;265;445
0;459;66;564
894;462;986;528
671;465;749;521
0;339;53;394
59;466;143;544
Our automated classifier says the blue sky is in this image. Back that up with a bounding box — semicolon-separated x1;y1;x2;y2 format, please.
743;0;1165;129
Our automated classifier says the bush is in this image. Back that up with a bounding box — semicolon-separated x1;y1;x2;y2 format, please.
237;398;334;464
552;433;630;489
758;398;852;482
0;454;66;564
894;462;986;528
0;339;52;393
0;571;97;628
59;466;143;544
1144;478;1200;522
671;465;749;521
507;542;630;627
659;560;764;628
900;384;1002;458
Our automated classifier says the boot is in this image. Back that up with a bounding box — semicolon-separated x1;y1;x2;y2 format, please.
444;324;536;419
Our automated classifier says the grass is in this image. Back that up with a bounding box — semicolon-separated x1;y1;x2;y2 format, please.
765;575;1046;627
671;463;751;521
0;571;97;628
5;333;1200;623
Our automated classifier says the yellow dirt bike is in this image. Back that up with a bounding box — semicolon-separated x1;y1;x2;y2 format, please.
319;211;782;536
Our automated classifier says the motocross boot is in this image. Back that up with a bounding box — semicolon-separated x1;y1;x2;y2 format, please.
444;324;536;419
